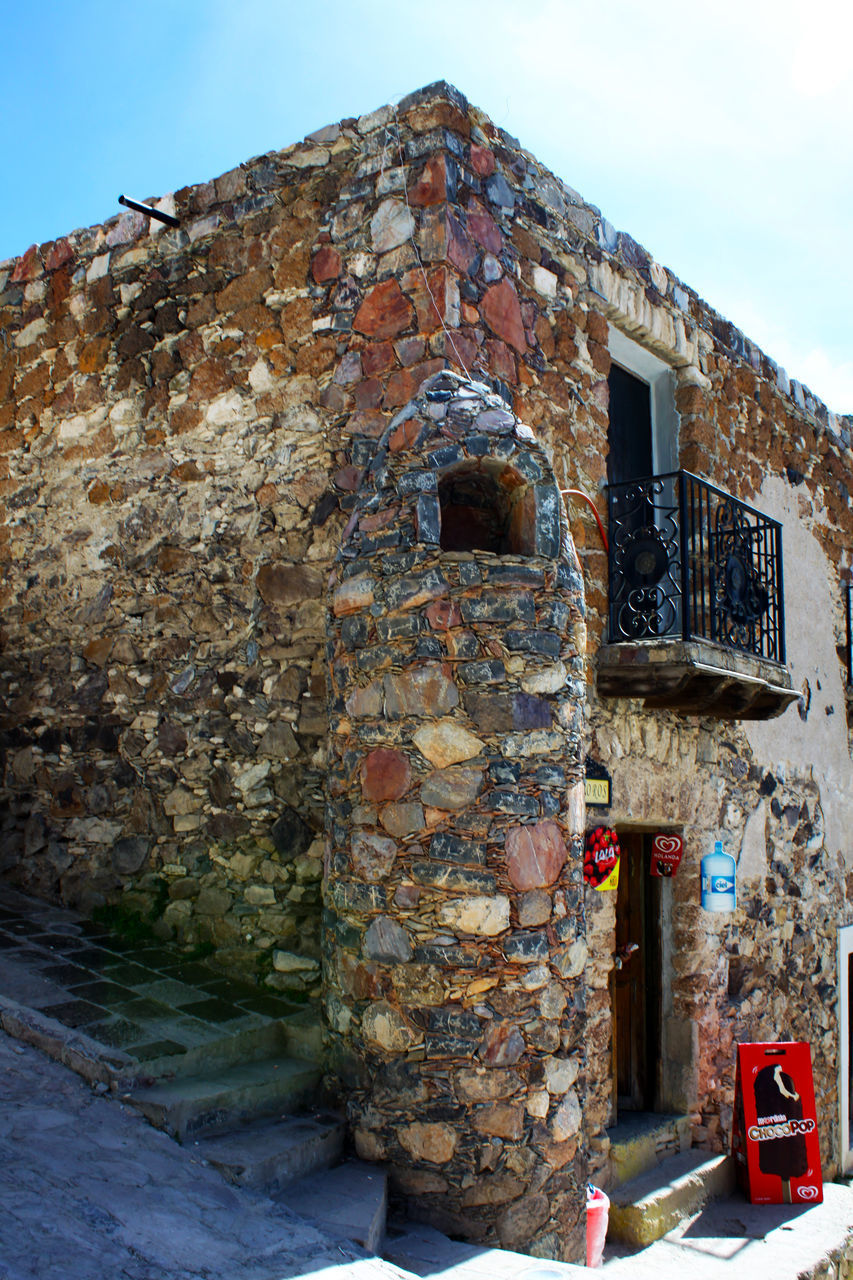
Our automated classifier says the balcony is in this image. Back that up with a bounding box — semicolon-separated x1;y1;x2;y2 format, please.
597;471;798;719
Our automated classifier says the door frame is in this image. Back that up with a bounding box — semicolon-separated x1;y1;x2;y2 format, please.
612;830;664;1115
839;924;853;1174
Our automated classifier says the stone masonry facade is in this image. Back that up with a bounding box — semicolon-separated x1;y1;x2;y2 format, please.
325;370;587;1257
1;80;852;1258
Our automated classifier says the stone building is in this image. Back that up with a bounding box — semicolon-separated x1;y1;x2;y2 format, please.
1;80;852;1260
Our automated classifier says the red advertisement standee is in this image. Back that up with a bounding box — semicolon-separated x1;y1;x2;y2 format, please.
732;1041;823;1205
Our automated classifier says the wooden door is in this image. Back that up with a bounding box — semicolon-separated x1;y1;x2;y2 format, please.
612;833;661;1113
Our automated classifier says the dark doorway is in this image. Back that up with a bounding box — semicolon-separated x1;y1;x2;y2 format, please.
607;364;653;486
612;832;662;1113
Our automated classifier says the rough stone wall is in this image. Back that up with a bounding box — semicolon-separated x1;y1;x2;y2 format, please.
0;105;413;990
2;78;852;1177
324;371;587;1259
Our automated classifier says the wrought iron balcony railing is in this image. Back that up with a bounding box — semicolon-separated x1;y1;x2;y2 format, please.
606;470;785;665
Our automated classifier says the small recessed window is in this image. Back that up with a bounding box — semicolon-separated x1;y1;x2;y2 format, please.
438;462;535;556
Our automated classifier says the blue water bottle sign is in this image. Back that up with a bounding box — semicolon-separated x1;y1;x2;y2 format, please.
701;840;736;911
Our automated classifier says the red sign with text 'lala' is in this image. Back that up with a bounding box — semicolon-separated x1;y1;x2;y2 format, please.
732;1041;823;1205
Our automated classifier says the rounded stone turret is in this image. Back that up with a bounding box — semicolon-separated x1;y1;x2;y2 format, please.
324;370;588;1261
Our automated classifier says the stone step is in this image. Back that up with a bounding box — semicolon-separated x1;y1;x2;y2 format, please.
279;1158;388;1254
191;1110;344;1193
384;1220;587;1278
606;1112;691;1186
123;1017;297;1087
607;1150;736;1248
126;1055;321;1140
278;1006;324;1064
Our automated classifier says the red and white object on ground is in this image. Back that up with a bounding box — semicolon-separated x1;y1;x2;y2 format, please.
586;1184;610;1267
732;1041;823;1205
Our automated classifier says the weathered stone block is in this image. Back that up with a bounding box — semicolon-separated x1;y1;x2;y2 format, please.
410;862;496;893
420;766;484;810
462;1174;526;1207
384;568;448;611
482;279;527;353
551;1090;581;1141
333;574;376;616
437;895;509;936
457;659;506;685
424;1007;481;1037
480;1023;525;1065
503;930;549;962
412;722;485;768
429;832;487;864
504;629;561;658
326;881;388;914
460;592;535;624
375;615;421;641
351;831;398;881
543;1055;579;1095
353;278;414;340
258;563;323;606
370;199;415;254
195;887;233;916
384;665;459;716
398;1121;456;1163
364;916;413;963
496;1194;550;1251
518;889;552;927
488;790;539;816
360;748;412;802
379;802;425;837
474;1102;524;1140
111;836;150;876
271;807;313;861
505;821;567;889
454;1068;523;1103
416;493;441;543
363;1000;422;1052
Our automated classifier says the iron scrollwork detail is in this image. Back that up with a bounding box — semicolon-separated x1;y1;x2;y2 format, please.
609;478;681;641
713;499;769;650
606;471;782;663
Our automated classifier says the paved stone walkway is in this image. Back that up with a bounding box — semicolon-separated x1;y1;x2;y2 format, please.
0;1032;406;1280
0;887;300;1067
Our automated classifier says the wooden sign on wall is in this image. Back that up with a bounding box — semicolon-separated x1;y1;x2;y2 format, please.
584;758;612;808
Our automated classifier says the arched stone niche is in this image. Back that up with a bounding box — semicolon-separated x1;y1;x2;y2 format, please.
324;370;588;1262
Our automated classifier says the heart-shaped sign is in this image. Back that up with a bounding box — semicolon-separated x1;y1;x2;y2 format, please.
651;833;683;877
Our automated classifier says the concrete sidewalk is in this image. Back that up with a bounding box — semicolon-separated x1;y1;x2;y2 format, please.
3;1025;851;1280
0;1033;406;1280
1;884;851;1280
600;1189;853;1277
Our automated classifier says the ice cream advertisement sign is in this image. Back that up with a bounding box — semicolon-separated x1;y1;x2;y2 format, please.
650;833;683;877
731;1041;823;1205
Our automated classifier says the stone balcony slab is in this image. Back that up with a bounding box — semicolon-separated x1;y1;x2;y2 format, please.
597;638;798;720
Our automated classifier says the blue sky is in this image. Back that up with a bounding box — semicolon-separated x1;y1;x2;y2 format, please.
3;0;851;412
